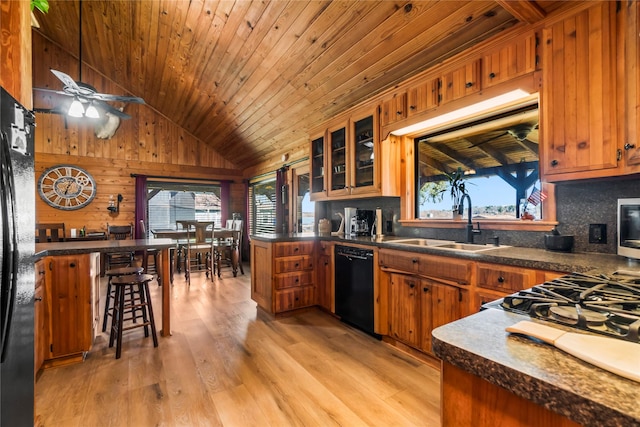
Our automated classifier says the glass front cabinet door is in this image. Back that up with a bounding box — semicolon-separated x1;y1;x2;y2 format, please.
350;113;378;196
328;123;349;197
310;133;326;199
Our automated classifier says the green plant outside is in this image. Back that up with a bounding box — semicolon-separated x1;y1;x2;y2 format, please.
31;0;49;13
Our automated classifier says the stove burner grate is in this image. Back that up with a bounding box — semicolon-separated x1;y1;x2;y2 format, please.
499;272;640;343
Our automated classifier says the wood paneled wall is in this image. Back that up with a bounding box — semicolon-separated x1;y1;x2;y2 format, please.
32;32;245;234
1;0;32;107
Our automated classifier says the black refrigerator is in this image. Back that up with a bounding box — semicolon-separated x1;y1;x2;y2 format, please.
0;86;35;426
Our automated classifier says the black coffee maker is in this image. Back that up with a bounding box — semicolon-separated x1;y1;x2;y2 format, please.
354;209;375;235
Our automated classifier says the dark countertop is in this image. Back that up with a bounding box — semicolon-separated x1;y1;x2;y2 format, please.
35;238;175;259
431;308;640;427
251;232;640;274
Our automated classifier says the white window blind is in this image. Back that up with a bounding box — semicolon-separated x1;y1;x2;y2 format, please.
249;177;277;235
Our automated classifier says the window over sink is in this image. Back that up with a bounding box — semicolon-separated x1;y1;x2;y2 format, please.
416;104;543;220
398;93;557;231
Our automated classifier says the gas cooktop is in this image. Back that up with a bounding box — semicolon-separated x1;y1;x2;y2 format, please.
485;271;640;343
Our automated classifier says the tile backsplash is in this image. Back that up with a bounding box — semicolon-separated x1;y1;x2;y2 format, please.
317;177;640;254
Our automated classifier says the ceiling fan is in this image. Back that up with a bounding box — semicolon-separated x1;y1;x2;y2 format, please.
33;0;145;120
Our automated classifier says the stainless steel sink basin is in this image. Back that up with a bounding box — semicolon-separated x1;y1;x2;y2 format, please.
384;238;450;247
432;242;508;252
384;238;508;252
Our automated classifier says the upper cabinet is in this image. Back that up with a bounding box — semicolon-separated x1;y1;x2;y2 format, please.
310;106;400;201
381;91;407;127
406;58;482;118
482;31;538;88
623;0;640;170
540;2;621;180
440;59;481;105
310;133;326;199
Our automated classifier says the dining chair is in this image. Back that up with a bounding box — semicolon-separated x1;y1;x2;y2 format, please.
184;221;215;284
105;223;135;271
139;220;161;285
35;223;66;243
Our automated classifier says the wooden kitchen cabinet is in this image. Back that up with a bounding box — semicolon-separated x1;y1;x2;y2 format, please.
541;2;620;180
380;91;407;127
43;253;99;366
34;259;47;375
389;273;422;348
439;59;481;105
482;31;538;89
311;105;398;201
388;271;469;356
310;132;327;199
623;0;640;171
379;249;473;286
251;240;315;314
477;262;537;294
407;75;439;117
315;241;333;312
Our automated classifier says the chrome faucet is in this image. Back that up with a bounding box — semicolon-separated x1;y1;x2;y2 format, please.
459;194;481;243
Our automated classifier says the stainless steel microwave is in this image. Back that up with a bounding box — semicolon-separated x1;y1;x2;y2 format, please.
618;198;640;260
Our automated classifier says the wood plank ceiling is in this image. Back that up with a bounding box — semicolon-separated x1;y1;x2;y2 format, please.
32;0;562;170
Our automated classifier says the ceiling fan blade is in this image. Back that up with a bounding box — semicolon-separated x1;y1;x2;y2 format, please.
94;100;132;120
33;87;72;97
91;92;145;104
51;69;82;93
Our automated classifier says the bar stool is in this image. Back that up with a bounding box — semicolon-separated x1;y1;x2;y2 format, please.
109;273;158;359
102;266;144;332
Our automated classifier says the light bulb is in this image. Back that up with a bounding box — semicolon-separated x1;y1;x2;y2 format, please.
68;99;84;117
85;103;100;118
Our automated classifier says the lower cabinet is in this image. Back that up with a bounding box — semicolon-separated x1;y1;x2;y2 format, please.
34;259;47;375
315;241;333;312
389;272;469;355
40;253;100;368
250;240;316;314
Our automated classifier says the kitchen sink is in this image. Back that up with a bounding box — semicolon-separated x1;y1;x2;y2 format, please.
384;238;450;247
431;242;506;252
384;238;508;252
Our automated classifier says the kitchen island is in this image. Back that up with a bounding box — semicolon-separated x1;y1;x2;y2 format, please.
35;238;175;337
432;308;639;427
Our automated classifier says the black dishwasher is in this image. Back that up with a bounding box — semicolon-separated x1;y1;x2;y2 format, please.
334;245;379;338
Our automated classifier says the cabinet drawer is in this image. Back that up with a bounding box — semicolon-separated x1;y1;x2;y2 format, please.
274;286;315;312
274;241;315;257
274;255;314;273
379;249;420;273
418;255;473;286
274;271;314;290
477;264;536;293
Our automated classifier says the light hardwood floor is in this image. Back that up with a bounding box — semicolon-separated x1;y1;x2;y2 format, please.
35;264;441;426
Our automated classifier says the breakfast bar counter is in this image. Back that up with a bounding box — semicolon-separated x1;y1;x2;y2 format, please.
36;238;175;337
432;308;639;427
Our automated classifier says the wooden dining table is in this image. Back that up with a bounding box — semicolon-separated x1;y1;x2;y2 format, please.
150;227;241;278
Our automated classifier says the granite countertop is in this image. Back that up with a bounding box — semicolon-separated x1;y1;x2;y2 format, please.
251;232;640;274
432;308;640;427
35;238;175;259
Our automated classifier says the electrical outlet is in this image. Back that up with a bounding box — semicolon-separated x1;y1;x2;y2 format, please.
589;223;607;244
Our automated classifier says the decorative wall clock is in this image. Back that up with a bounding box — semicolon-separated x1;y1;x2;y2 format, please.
38;165;96;210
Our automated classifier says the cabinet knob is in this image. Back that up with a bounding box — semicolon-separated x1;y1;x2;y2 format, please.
34;297;43;302
69;263;76;268
409;105;416;110
396;111;402;116
294;263;299;268
624;143;636;150
497;276;505;283
412;258;418;264
423;287;429;293
38;270;45;275
465;82;473;88
409;282;415;288
550;159;559;166
489;72;496;79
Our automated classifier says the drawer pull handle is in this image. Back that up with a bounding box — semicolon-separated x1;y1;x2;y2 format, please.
295;278;299;283
35;297;43;302
409;282;415;288
423;287;429;293
69;263;76;268
412;258;418;263
497;276;505;283
295;263;299;268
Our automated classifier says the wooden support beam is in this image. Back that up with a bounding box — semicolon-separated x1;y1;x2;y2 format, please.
495;0;546;24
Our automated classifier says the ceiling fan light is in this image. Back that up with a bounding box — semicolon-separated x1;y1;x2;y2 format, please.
68;99;84;117
85;103;100;118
